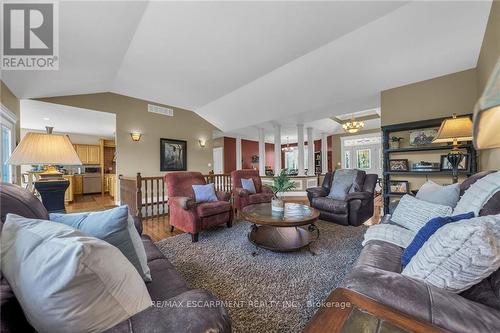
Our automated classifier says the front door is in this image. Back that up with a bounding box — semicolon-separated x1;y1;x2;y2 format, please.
341;133;382;177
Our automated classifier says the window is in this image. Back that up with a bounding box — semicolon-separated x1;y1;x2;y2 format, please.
1;105;17;183
356;149;371;169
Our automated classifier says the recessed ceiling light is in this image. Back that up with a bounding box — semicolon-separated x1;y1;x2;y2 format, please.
43;117;50;121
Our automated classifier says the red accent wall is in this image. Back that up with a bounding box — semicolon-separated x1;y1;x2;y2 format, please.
265;143;275;170
223;137;236;173
223;137;275;173
241;139;258;169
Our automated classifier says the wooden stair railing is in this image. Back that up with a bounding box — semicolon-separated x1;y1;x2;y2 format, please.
119;172;232;224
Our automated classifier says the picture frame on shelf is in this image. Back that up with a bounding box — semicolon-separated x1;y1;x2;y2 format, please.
389;159;409;172
160;138;187;171
389;180;409;194
409;128;438;146
440;154;469;171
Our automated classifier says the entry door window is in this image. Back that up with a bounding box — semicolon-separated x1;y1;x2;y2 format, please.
341;134;382;176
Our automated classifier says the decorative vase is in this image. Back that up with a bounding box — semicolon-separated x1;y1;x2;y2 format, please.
271;198;284;212
389;141;400;149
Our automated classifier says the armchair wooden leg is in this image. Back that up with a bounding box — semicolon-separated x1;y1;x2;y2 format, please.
191;233;199;242
227;220;233;228
170;226;174;232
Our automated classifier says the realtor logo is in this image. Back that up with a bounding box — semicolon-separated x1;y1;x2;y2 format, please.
1;1;59;70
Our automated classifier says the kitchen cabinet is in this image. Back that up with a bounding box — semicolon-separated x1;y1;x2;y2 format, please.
105;174;116;198
63;175;74;203
74;144;101;165
74;175;83;195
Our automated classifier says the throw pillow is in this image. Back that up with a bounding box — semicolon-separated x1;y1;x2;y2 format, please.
50;205;151;282
454;171;500;216
328;170;358;200
391;195;452;231
241;178;257;194
192;183;218;203
402;214;500;293
416;180;460;208
363;223;416;248
1;214;152;333
401;211;475;266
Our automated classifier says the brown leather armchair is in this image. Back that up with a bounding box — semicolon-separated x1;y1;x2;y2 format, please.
165;172;233;242
231;169;273;214
306;169;377;226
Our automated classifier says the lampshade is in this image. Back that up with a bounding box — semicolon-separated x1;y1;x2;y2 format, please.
473;58;500;149
432;114;473;144
8;132;82;165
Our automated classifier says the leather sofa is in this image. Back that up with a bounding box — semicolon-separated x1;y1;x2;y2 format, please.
0;183;232;333
306;169;378;226
231;169;273;213
165;172;233;242
340;171;500;333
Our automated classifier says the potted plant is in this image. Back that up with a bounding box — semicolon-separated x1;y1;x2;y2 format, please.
390;136;403;149
267;170;296;212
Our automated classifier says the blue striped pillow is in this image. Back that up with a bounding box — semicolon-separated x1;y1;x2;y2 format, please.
401;211;475;267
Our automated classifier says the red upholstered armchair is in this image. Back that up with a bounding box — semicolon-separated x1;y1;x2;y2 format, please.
231;169;273;214
165;172;233;242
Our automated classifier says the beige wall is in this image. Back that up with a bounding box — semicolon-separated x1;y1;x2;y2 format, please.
331;128;381;169
1;80;21;184
38;93;218;178
477;0;500;170
381;68;478;126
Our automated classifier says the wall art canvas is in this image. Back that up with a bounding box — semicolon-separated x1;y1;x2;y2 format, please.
160;138;187;171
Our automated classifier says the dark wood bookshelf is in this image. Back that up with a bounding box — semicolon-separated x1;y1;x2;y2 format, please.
382;115;477;214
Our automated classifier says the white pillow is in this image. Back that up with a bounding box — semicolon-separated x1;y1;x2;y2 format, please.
391;194;452;231
454;172;500;216
416;180;460;208
402;215;500;293
0;214;152;333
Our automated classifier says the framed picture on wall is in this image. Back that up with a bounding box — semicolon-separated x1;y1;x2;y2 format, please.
160;138;187;171
389;180;409;194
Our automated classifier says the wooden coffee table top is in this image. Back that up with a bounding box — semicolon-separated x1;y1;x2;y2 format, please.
241;203;319;227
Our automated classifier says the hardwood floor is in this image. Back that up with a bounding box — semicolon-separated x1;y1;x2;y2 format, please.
66;194;116;213
142;196;382;242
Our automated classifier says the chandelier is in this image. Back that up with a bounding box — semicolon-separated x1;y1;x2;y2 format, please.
281;137;293;152
342;116;365;134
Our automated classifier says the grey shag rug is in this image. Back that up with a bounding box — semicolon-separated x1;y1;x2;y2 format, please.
156;220;366;333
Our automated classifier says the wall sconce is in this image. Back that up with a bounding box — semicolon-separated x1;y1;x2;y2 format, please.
199;139;206;148
130;132;142;141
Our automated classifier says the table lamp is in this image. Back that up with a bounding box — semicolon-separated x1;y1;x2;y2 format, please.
432;114;473;183
8;127;82;212
473;58;500;150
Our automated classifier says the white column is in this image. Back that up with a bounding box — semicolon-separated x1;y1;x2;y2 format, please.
321;133;328;174
307;127;315;175
236;136;242;170
297;124;305;176
274;124;281;175
258;128;266;176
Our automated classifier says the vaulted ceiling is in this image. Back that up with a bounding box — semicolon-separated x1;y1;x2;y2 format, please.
2;1;492;133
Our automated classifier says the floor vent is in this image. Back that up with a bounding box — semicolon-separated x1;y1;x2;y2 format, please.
148;104;174;117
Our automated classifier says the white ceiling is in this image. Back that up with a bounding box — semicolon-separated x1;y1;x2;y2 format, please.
2;1;492;135
20;100;116;137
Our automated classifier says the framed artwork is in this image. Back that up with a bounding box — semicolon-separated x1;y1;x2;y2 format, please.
389;159;409;172
356;149;371;169
440;154;469;171
389;180;409;194
160;138;187;171
409;128;438;146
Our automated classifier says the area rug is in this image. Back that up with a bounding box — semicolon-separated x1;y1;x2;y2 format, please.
156;220;366;333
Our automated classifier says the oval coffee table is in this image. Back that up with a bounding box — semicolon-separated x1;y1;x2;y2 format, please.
241;202;320;252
